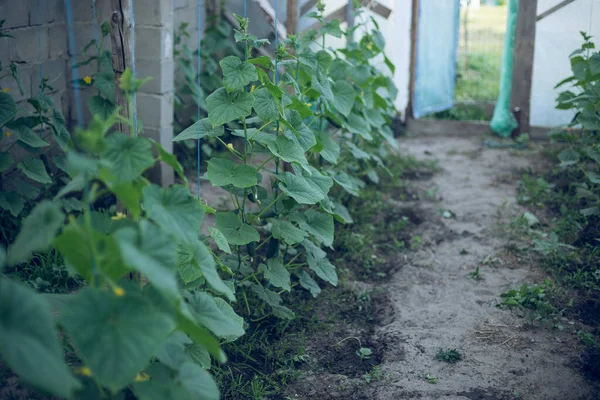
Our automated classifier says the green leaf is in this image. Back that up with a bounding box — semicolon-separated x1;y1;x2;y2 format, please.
0;92;17;127
176;308;227;364
0;191;24;217
185;292;244;341
283;110;316;151
216;211;260;245
116;221;180;301
12;178;40;200
191;240;235;301
95;70;115;103
316;50;333;71
0;280;80;398
259;258;291;291
278;172;326;204
558;148;580;166
293;211;334;248
304;240;337;286
143;185;205;244
312;73;334;102
253;87;279;121
205;158;257;188
317;131;340;164
207;88;254;127
17;157;52;184
59;288;175;391
186;343;211;369
220;56;258;91
8;201;64;265
296;269;321;297
154;331;190;370
346;113;372;140
103;133;155;182
248;56;273;69
266;136;309;170
177;362;220;399
173;118;225;142
153;139;187;184
331;81;355;117
88;95;115;121
320;18;343;38
14;124;50;148
331;170;364;196
0;152;12;171
271;219;307;245
209;227;232;254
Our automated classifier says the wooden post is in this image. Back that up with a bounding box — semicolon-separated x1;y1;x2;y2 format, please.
510;0;537;134
109;0;132;136
286;0;298;35
406;0;419;119
207;0;219;27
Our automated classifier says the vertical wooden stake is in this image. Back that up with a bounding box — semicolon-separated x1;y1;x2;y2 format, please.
406;0;419;119
286;0;298;35
109;0;133;137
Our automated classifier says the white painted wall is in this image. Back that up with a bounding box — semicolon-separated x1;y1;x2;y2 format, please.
530;0;600;127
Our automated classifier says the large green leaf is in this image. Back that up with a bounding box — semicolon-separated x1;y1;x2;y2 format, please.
143;185;205;244
0;279;80;399
17;157;52;184
153;139;188;184
206;88;254;127
0;191;24;217
220;56;258;91
0;92;17;127
293;211;334;248
103;134;155;182
304;240;337;286
8;201;64;265
173;118;225;142
177;362;220;399
312;73;334;102
296;269;321;297
154;331;190;370
59;288;175;391
266;136;309;171
283;110;317;151
278;172;328;204
209;227;232;254
14;125;50;148
253;87;279;121
330;81;355;117
205;158;257;188
346;113;372;140
185;292;244;341
271;219;307;245
317;131;340;164
331;170;364;196
0;152;12;172
259;258;291;291
116;221;180;301
215;211;260;245
191;240;235;301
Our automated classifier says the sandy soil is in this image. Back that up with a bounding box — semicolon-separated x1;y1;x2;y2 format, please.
284;136;599;400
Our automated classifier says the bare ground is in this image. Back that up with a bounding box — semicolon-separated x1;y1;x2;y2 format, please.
283;136;600;400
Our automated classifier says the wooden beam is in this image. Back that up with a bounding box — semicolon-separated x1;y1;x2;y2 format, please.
252;0;287;41
109;0;132;137
300;0;391;19
286;0;299;35
537;0;576;21
511;0;537;134
406;0;418;119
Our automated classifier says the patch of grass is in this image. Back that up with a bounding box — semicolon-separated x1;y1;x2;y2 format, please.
434;348;463;364
363;365;383;384
498;282;558;321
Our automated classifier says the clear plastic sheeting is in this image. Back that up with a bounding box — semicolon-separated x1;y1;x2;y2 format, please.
490;0;518;137
412;0;461;118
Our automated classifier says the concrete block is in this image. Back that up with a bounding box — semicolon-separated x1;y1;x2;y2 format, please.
0;36;11;61
0;0;30;29
33;58;68;93
134;0;173;27
135;26;173;60
29;0;64;25
137;92;174;129
174;0;189;11
136;58;174;95
2;64;32;102
72;22;97;56
48;23;67;58
71;1;93;22
10;27;49;62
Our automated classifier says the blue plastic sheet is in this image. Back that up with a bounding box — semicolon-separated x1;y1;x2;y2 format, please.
413;0;461;118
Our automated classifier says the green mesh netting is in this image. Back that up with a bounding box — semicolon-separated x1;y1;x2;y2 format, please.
490;0;519;137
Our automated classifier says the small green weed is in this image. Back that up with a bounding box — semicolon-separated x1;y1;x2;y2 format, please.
410;235;423;249
468;266;483;281
425;374;438;384
356;347;373;361
499;281;558;320
363;365;383;384
434;348;462;363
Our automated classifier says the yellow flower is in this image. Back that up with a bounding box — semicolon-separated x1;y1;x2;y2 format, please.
2;88;10;93
83;76;92;85
113;286;125;297
306;103;312;107
4;131;11;138
226;143;234;150
360;91;364;98
135;372;150;382
75;366;93;376
250;85;256;92
112;212;126;220
367;42;373;50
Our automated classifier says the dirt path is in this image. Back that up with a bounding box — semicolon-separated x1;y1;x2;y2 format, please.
365;136;597;399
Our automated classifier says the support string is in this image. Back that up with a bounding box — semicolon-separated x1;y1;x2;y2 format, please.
197;0;202;199
64;0;83;129
37;0;43;136
128;0;138;136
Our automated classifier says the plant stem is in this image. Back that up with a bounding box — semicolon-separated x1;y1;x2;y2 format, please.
257;193;284;219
